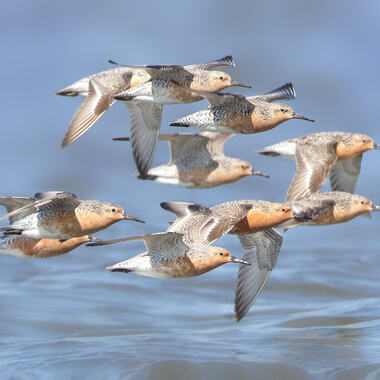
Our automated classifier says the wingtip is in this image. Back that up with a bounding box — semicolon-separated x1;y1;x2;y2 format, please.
61;133;76;148
234;308;245;322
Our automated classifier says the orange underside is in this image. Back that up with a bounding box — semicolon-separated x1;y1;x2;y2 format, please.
230;209;293;234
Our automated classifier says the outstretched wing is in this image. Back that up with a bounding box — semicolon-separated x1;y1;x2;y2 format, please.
123;101;163;178
0;193;80;223
163;201;252;245
201;132;234;156
61;75;131;147
329;155;362;193
157;133;211;164
87;231;189;257
286;140;338;202
185;55;235;71
234;228;283;321
175;87;255;110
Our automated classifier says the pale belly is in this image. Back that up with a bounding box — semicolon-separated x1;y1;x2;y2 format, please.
0;248;28;258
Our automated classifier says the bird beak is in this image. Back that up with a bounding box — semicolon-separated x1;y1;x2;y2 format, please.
371;205;380;211
230;80;251;88
251;170;269;178
292;113;315;122
373;143;380;150
230;256;251;265
88;236;102;243
123;212;145;223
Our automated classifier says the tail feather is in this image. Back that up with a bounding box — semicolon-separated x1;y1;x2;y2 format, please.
137;174;157;180
170;122;190;127
255;149;280;157
113;137;130;141
0;227;23;235
109;268;132;273
55;88;79;97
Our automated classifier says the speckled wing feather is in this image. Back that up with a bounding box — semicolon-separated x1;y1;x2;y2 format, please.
87;232;189;257
194;203;253;245
286;140;338;202
163;202;216;244
112;65;195;83
329;155;362;193
34;191;78;200
234;228;283;321
123;100;163;177
0;197;37;224
184;55;235;71
280;198;336;229
0;193;80;223
248;83;296;103
163;201;252;245
61;76;130;147
183;88;255;110
161;201;212;220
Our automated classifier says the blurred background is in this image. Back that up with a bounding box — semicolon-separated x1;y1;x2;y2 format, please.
0;1;380;379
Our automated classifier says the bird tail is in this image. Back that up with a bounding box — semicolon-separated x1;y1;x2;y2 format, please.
0;227;23;235
137;174;157;180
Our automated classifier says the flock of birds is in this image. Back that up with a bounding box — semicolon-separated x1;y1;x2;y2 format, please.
1;55;378;321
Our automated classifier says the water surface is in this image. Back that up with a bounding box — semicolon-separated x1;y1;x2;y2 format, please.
0;1;380;378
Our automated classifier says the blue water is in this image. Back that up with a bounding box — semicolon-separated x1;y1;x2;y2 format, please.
0;1;380;378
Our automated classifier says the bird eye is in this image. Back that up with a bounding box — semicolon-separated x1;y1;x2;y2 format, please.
362;139;366;143
282;208;286;212
360;201;365;205
280;108;285;112
111;208;116;212
219;252;224;256
219;76;224;80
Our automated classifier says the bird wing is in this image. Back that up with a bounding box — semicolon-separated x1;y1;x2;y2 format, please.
279;198;336;229
286;140;338;202
201;131;234;156
157;133;211;164
177;87;255;110
247;83;296;103
162;202;215;243
164;201;252;245
184;55;235;71
61;76;130;147
234;228;283;321
123;100;163;178
161;201;212;220
0;193;80;223
87;231;189;257
0;197;37;224
329;155;362;193
34;191;78;200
